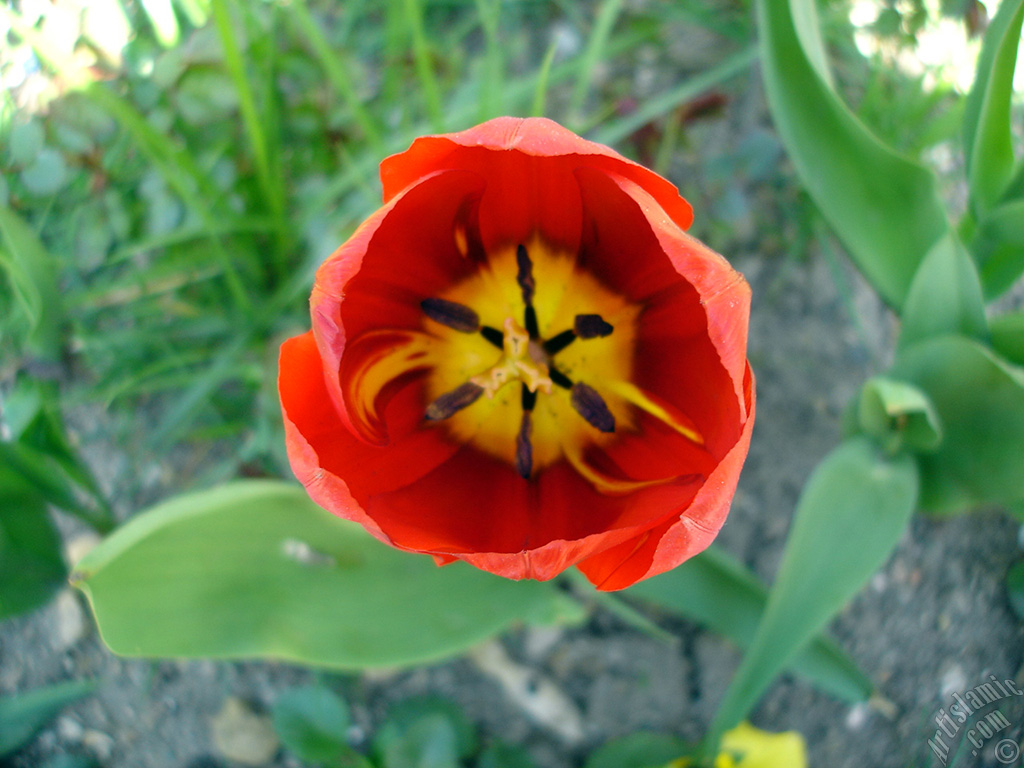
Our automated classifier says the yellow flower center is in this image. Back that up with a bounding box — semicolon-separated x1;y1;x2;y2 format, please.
344;234;707;492
421;236;644;478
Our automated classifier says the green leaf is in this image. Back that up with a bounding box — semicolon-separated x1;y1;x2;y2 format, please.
478;741;538;768
0;465;66;621
754;0;949;307
0;679;96;756
72;481;579;669
0;205;64;360
890;335;1024;513
584;732;688;768
1007;561;1024;623
990;312;1024;366
379;714;460;768
970;198;1024;299
374;697;476;761
900;232;987;350
272;684;356;766
703;438;918;751
963;0;1024;213
627;544;873;703
857;377;943;454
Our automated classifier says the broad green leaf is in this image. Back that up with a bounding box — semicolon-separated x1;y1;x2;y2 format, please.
272;685;358;766
584;732;689;768
857;377;942;454
970;198;1024;299
0;205;63;360
963;0;1024;213
72;481;579;669
990;312;1024;366
890;335;1024;513
704;438;918;750
627;544;873;703
0;679;96;756
0;466;65;621
900;232;987;349
755;0;949;307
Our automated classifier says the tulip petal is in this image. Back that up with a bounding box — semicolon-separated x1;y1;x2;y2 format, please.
575;165;748;455
279;331;460;547
577;363;755;590
380;117;694;252
311;170;487;437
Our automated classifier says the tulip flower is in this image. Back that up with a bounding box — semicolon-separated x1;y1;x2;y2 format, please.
279;117;754;590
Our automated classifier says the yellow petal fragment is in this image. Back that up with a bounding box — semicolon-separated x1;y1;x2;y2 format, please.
606;380;705;445
720;722;808;768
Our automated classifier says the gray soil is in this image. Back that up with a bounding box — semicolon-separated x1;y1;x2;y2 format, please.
3;69;1023;768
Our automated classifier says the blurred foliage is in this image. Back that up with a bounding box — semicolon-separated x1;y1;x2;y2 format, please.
272;687;536;768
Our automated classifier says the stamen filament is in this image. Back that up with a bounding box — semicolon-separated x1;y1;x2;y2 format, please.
549;367;573;389
481;326;504;348
543;329;576;356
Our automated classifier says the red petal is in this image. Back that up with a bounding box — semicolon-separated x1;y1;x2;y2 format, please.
279;331;459;545
379;117;694;253
311;169;486;439
576;165;750;456
577;363;755;590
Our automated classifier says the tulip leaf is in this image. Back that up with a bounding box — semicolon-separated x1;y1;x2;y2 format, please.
754;0;949;307
0;464;66;621
0;679;97;756
890;335;1024;514
970;198;1024;299
374;697;475;768
584;732;689;768
703;438;918;749
990;313;1024;367
627;544;873;703
271;685;355;767
900;232;987;350
857;377;942;454
0;205;63;360
963;0;1024;214
478;741;538;768
72;481;581;669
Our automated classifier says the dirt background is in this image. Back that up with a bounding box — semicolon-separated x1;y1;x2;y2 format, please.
3;56;1023;768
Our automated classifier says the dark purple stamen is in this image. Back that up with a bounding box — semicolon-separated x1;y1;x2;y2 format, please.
421;297;481;332
574;313;614;338
425;382;484;421
516;412;533;479
570;382;615;433
516;244;535;305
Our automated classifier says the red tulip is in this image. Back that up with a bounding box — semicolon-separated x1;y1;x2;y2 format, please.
279;117;754;591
